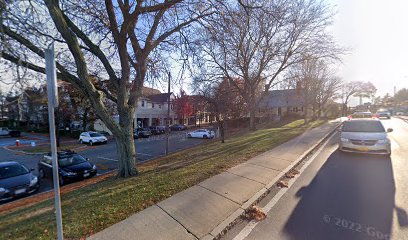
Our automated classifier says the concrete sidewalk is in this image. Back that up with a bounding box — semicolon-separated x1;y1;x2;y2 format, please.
88;121;340;240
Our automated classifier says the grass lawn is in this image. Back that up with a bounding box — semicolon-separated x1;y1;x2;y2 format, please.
0;119;325;240
19;143;85;154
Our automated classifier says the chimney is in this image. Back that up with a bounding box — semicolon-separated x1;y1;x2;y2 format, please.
296;81;302;90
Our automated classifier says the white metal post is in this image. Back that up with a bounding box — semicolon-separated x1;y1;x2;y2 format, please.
45;43;64;240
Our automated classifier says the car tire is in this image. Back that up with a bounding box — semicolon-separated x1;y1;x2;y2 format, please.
79;139;83;144
187;134;192;138
89;141;93;146
203;135;208;139
39;169;45;178
59;176;65;186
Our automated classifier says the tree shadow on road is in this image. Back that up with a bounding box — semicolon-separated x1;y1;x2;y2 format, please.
283;150;399;240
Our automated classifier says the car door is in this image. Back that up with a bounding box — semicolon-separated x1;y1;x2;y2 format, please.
40;157;53;177
196;130;205;138
84;133;91;143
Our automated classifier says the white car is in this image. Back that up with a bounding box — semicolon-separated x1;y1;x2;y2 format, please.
187;129;215;139
79;132;107;145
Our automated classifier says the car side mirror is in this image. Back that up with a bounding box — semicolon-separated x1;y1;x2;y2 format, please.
387;128;393;132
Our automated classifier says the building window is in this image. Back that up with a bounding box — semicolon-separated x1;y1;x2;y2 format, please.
152;103;155;108
141;101;145;107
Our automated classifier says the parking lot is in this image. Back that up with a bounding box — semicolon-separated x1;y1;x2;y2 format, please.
0;130;210;204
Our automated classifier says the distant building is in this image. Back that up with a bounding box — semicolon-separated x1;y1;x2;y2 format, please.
259;88;305;119
94;87;178;134
135;91;177;127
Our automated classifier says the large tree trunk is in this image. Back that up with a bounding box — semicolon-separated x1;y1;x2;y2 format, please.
116;111;138;177
249;107;256;130
82;107;88;132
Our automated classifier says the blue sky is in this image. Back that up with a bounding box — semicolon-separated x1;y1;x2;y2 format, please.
330;0;408;97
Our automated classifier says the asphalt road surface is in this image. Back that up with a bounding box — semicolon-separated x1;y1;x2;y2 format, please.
223;117;408;240
0;131;207;204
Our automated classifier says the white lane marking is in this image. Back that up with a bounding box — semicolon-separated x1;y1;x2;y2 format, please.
97;157;118;162
232;133;335;240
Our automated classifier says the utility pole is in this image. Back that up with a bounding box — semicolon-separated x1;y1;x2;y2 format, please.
45;43;64;240
394;86;397;115
165;72;171;155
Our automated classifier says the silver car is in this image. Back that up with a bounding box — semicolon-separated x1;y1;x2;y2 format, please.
339;119;392;155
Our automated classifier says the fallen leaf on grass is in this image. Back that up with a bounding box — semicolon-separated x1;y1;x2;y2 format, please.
291;169;300;175
244;206;267;222
277;180;289;188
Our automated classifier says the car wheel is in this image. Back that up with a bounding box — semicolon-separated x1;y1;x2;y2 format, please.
203;135;208;139
89;141;93;146
187;134;192;138
39;169;45;178
59;176;65;186
79;139;83;144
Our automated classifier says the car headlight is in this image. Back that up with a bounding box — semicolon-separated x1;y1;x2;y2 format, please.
377;139;390;144
340;138;349;142
30;177;38;186
92;164;97;170
62;170;77;176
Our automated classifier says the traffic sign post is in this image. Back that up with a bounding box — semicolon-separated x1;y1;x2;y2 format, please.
45;42;64;240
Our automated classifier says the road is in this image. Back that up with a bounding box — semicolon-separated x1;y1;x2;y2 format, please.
0;131;207;203
223;117;408;240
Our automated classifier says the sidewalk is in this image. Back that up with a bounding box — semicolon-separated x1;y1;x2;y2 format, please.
88;121;340;240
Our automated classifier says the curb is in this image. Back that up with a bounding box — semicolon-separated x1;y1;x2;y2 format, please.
205;122;341;240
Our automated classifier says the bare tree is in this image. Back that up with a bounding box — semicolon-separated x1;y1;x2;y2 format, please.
196;0;339;130
340;81;376;115
0;1;214;177
287;56;341;120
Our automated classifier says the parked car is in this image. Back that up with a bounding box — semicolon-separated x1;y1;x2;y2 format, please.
38;151;97;185
79;131;108;145
375;110;391;119
339;119;392;156
170;124;187;131
0;162;39;201
134;128;152;139
149;126;165;135
396;112;405;116
187;129;215;139
0;127;21;137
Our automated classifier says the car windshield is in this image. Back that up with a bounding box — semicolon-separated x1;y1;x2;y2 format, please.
342;121;385;133
90;133;103;137
0;164;29;179
59;155;87;167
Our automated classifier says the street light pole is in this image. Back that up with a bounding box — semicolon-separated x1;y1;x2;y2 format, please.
45;43;64;240
165;72;171;155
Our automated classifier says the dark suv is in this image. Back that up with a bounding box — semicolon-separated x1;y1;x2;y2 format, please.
38;151;97;185
149;126;166;135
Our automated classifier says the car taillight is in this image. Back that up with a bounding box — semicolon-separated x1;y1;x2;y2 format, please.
347;115;352;119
